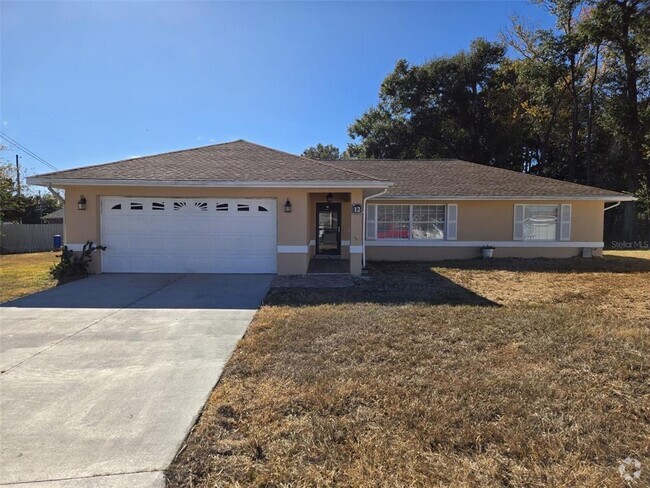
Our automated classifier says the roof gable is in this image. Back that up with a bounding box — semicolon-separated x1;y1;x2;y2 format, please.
30;140;386;187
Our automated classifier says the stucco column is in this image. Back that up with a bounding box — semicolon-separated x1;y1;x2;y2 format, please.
349;189;364;275
276;189;310;275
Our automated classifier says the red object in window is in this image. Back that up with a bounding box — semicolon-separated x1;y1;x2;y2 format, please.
377;226;409;239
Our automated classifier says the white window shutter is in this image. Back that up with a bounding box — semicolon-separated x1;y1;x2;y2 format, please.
513;204;525;240
446;204;458;240
560;204;572;241
366;204;377;240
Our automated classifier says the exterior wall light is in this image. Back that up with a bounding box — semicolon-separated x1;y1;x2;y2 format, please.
326;192;334;203
284;199;292;213
78;195;87;211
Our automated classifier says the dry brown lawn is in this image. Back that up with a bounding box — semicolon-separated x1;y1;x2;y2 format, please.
168;251;649;487
0;252;58;303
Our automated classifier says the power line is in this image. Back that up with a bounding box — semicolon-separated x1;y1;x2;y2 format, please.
0;131;60;172
0;131;59;171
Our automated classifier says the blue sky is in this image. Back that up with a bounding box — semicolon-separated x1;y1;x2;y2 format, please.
1;1;554;175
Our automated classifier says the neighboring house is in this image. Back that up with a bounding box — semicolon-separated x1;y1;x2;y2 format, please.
40;208;64;224
27;140;635;275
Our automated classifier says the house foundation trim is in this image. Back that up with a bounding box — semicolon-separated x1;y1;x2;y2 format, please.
365;240;604;248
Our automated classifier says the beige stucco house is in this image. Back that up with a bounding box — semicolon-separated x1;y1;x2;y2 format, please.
27;140;635;275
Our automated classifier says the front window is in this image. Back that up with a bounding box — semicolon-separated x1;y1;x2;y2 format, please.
377;205;410;239
412;205;446;240
523;205;559;240
374;204;446;240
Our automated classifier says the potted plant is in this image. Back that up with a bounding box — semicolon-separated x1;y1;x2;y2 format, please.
481;245;495;259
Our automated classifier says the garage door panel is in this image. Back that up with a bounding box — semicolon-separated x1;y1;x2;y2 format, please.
127;238;158;254
229;239;275;253
165;234;195;249
102;253;132;273
101;218;120;234
104;236;131;251
101;197;277;273
192;237;216;253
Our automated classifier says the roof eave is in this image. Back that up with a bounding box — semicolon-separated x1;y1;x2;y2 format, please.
371;194;637;202
27;176;393;189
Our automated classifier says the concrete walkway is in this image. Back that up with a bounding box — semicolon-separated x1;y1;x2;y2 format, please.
0;274;273;487
272;274;356;288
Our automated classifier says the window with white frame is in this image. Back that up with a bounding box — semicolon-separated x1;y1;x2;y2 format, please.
518;204;559;240
368;204;451;240
412;205;446;239
377;205;410;239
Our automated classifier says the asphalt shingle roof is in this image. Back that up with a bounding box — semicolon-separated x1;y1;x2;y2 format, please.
40;208;64;220
34;140;384;184
335;159;632;199
32;140;633;200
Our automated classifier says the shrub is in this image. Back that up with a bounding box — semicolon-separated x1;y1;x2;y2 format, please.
50;241;106;280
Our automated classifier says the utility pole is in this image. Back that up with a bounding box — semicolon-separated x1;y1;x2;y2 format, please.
15;154;21;197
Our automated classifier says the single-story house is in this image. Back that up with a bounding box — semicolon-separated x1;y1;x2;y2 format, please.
40;208;64;224
27;140;635;275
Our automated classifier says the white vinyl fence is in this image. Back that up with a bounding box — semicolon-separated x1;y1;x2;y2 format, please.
0;223;63;253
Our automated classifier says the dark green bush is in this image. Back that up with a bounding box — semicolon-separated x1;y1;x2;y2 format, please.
50;241;106;280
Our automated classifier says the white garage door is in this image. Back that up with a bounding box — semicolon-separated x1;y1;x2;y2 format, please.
100;197;277;273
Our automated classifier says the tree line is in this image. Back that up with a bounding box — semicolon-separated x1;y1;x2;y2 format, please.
0;157;62;224
304;0;649;243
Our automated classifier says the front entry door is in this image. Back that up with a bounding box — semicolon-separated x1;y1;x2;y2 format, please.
316;203;341;255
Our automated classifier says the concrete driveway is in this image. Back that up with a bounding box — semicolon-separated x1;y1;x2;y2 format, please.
0;274;273;487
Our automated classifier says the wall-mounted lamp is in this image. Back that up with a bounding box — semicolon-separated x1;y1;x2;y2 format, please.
78;195;87;211
326;192;334;203
284;199;292;213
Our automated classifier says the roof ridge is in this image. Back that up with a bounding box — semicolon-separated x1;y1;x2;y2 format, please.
338;158;459;162
236;140;386;182
310;159;386;182
34;139;388;184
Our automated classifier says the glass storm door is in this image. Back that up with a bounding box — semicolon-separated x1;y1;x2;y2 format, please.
316;203;341;255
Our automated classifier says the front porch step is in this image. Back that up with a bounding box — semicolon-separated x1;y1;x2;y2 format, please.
307;259;350;274
272;274;354;288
